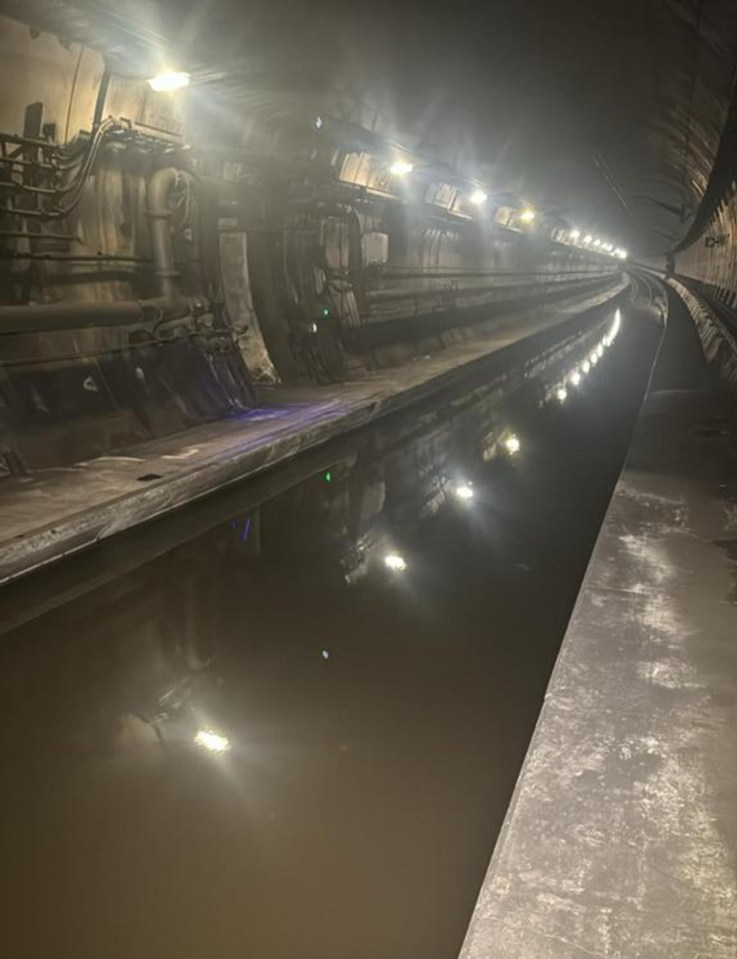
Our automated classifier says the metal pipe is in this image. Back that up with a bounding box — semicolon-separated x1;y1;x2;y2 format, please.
0;251;149;262
0;230;79;241
0;181;57;196
146;166;185;300
0;156;56;171
0;298;176;336
366;274;613;303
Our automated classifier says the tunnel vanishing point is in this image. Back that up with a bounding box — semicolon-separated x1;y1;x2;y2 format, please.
2;2;737;958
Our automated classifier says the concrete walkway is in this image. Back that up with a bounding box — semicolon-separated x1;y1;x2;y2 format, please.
0;284;624;584
458;290;737;956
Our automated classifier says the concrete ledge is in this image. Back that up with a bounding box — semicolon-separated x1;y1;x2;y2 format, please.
458;292;737;957
0;284;626;584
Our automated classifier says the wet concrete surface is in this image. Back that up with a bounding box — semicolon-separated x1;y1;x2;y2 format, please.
459;291;737;957
0;302;660;959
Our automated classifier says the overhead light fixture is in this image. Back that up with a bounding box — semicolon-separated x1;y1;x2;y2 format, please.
470;189;488;206
519;208;536;223
504;434;521;455
569;229;580;241
616;248;628;259
570;370;582;386
603;243;614;252
147;70;191;92
592;238;602;248
583;234;593;245
384;553;408;572
390;160;414;176
194;728;231;753
556;387;568;402
454;483;475;500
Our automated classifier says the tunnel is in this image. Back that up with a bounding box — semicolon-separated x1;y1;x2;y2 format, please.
0;2;737;957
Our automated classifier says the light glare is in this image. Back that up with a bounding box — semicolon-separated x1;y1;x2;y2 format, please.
194;729;231;753
470;189;488;206
570;370;582;386
454;483;475;500
556;387;568;402
504;434;521;455
148;71;191;92
384;553;407;572
519;208;536;223
390;160;414;176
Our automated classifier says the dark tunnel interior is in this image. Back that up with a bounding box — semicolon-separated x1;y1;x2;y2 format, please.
2;2;737;958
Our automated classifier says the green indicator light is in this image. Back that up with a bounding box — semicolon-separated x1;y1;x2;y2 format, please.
323;470;332;483
322;307;330;317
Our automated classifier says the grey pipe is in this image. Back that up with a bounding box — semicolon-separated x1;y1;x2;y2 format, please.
0;298;174;336
146;166;186;301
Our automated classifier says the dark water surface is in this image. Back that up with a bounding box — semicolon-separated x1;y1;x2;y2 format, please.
0;306;661;959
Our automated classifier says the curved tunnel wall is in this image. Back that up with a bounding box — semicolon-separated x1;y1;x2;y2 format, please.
671;87;737;389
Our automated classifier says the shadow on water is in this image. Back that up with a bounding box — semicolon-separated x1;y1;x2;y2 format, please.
0;304;661;959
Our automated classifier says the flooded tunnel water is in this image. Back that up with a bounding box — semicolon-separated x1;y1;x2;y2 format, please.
0;305;661;959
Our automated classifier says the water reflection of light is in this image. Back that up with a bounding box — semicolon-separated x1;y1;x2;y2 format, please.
454;483;474;501
384;553;408;572
504;434;521;455
556;387;568;402
194;729;231;754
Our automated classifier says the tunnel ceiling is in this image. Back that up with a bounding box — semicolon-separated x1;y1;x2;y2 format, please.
6;0;737;256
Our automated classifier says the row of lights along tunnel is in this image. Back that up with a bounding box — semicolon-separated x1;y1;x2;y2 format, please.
145;68;628;260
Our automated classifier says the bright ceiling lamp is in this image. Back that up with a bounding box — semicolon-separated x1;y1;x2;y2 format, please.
390;159;414;176
148;70;191;92
194;728;231;753
616;248;628;259
583;234;593;245
592;238;602;247
384;553;408;572
470;189;488;206
519;208;536;223
569;229;580;241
